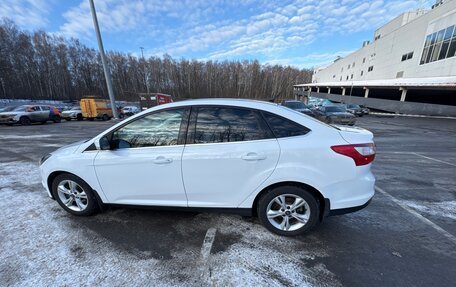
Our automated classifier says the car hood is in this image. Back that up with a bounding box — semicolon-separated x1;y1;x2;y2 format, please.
0;112;19;116
337;126;374;144
52;139;88;155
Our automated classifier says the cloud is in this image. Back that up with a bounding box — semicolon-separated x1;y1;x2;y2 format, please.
0;0;51;29
53;0;436;67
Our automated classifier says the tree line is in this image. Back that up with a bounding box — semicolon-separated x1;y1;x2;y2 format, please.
0;18;312;103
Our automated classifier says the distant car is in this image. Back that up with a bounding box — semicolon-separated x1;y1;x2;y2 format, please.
346;104;364;117
122;106;140;116
61;107;83;121
319;105;356;126
360;105;370;115
0;105;61;125
281;100;315;117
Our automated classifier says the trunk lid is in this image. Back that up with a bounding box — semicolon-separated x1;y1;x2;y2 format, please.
337;126;374;144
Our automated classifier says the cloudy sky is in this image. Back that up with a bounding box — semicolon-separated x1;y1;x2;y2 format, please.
1;0;434;68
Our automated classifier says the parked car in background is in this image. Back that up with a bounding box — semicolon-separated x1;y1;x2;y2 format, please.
281;100;315;117
62;106;83;121
80;98;113;121
346;104;364;117
0;105;61;125
40;99;376;236
319;105;356;126
122;106;140;116
360;105;370;115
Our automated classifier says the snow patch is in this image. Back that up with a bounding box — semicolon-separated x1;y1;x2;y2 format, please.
0;134;52;140
0;161;41;188
404;200;456;220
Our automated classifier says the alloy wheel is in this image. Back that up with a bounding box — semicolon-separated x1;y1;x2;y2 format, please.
266;194;310;232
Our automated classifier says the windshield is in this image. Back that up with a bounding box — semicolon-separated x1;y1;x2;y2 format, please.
325;106;346;113
284;101;307;109
12;106;27;112
0;106;16;112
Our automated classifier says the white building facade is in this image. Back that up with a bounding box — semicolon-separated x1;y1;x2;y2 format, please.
295;0;456;116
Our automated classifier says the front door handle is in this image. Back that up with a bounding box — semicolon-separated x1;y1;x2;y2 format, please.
153;156;173;164
242;153;266;161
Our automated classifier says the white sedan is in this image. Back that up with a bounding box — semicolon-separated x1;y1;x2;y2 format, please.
39;99;375;236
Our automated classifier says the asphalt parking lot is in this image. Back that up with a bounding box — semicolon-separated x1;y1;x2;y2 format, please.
0;115;455;286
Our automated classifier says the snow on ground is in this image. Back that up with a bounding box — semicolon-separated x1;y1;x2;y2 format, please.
404;200;456;220
0;161;341;286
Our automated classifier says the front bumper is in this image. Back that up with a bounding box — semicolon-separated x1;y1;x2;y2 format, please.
0;117;16;124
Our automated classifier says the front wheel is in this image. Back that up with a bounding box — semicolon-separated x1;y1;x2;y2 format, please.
19;116;31;125
52;174;99;216
257;186;320;236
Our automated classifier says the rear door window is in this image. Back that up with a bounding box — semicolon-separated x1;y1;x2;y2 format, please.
262;112;310;138
191;107;273;144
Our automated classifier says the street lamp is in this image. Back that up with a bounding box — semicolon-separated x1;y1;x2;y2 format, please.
140;47;150;94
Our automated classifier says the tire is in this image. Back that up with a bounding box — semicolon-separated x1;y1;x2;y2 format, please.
76;114;83;121
257;186;320;236
19;116;31;125
51;173;99;216
102;114;109;121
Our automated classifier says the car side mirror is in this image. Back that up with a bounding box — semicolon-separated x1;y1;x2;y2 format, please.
99;136;111;150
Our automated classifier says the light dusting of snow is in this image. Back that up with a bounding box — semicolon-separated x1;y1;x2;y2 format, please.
404;200;456;220
0;161;341;286
0;134;53;140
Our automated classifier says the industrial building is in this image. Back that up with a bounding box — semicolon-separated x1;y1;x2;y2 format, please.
294;0;456;116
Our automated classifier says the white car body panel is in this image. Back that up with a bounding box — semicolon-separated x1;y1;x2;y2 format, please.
93;145;187;206
40;98;375;214
182;139;280;207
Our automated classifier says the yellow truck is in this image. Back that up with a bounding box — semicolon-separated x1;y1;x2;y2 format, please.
79;97;113;121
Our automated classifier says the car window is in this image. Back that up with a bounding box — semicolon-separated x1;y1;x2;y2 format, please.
193;107;272;144
262;112;310;138
111;108;184;148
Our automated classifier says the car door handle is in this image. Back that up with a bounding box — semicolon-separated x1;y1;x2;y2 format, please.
242;153;266;161
153;156;173;164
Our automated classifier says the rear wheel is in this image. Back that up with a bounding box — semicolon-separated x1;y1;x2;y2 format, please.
76;114;83;121
257;186;320;236
52;174;98;216
19;116;31;125
102;114;109;121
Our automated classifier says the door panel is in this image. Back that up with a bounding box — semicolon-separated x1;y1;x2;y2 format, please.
182;140;280;207
94;146;187;206
182;106;280;208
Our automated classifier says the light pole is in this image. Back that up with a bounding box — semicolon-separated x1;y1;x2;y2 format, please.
89;0;118;118
140;47;150;94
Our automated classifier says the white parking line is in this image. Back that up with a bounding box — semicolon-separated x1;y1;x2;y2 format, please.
381;151;456;167
201;228;217;259
412;152;456;167
375;186;456;245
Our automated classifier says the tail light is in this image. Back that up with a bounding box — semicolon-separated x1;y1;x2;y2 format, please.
331;143;376;166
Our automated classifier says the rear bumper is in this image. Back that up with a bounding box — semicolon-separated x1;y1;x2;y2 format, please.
328;199;372;216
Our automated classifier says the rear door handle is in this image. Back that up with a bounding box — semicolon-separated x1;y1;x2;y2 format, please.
153;156;173;164
242;153;266;161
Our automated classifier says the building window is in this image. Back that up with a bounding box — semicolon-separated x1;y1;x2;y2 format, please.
352;62;355;68
362;57;366;63
341;67;343;72
333;75;336;78
420;25;456;65
350;74;353;79
340;76;342;81
346;76;349;80
401;52;414;61
360;70;364;76
348;64;351;69
374;34;381;41
368;66;374;72
396;71;404;78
